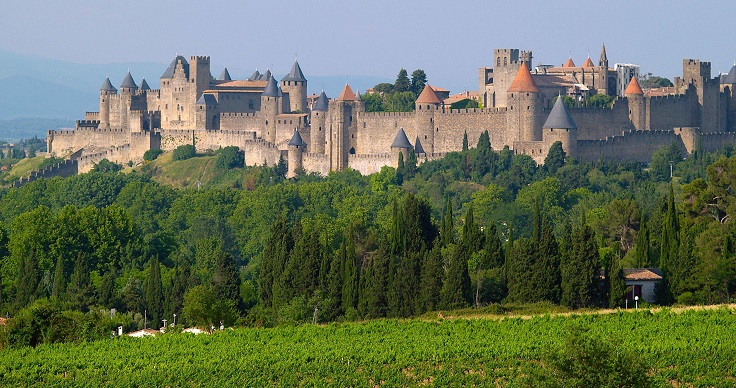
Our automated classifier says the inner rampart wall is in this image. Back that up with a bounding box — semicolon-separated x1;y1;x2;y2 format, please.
577;130;683;162
347;153;393;175
435;108;508;152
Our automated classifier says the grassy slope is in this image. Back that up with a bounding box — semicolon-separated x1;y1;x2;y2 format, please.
1;307;734;387
134;152;245;189
0;155;47;183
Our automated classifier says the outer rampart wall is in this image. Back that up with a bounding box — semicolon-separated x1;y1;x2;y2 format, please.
577;130;683;162
302;153;330;176
355;112;417;154
77;145;132;173
348;153;393;175
47;127;130;157
435;108;507;152
12;159;78;188
568;99;632;140
648;94;696;130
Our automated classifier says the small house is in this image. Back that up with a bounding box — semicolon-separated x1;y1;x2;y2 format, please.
623;268;663;303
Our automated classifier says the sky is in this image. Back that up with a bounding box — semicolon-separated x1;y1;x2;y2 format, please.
1;0;735;94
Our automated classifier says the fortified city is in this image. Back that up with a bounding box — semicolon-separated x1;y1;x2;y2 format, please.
46;44;736;177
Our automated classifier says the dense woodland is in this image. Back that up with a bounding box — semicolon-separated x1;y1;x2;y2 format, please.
1;135;736;347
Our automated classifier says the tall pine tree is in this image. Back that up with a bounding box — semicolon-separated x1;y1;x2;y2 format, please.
145;255;163;325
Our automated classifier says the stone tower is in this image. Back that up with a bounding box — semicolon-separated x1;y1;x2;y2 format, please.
328;84;356;171
118;72;138;130
280;60;308;113
599;43;608;68
261;75;280;143
491;48;531;108
310;91;329;154
542;96;577;157
414;84;442;155
625;76;646;130
287;129;306;178
195;94;219;130
507;62;542;142
99;77;117;129
190;56;211;103
390;127;413;168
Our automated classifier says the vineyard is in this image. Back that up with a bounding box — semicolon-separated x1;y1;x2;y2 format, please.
1;307;735;387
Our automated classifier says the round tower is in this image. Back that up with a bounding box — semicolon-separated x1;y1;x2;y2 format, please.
287;129;305;178
625;76;646;130
390;127;413;168
280;60;308;113
99;77;117;128
310;91;329;154
507;62;542;142
414;84;441;155
119;71;138;95
261;75;280;143
542;96;577;158
328;84;356;171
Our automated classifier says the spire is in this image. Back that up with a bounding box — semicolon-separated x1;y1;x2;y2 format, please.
337;84;356;101
391;128;413;149
219;67;232;81
722;64;736;84
599;43;608;67
262;75;279;97
414;136;426;154
313;91;329;111
161;55;189;79
543;96;577;129
354;90;361;101
507;62;539;93
415;84;442;104
120;72;138;90
288;129;306;146
100;77;117;92
248;69;261;81
582;56;595;68
140;78;151;91
563;57;576;68
281;60;307;82
625;76;644;95
260;69;272;81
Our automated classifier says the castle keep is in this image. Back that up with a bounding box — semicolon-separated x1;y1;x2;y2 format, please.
47;45;736;175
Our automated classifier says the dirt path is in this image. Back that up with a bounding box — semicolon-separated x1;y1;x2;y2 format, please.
433;303;736;321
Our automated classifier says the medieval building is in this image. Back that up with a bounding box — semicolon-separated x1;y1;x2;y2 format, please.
47;45;736;175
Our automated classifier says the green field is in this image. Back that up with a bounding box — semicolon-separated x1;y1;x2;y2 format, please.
1;308;734;387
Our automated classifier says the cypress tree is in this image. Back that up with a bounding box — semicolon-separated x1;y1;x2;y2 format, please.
51;255;66;301
440;244;471;309
341;237;360;313
506;238;536;302
634;211;650;268
561;223;599;309
608;260;627;308
67;253;94;311
165;258;192;321
418;243;444;313
406;149;417;179
213;251;241;310
396;152;405;185
145;255;163;325
440;197;455;247
98;270;117;308
462;131;469;152
535;218;561;303
16;252;40;309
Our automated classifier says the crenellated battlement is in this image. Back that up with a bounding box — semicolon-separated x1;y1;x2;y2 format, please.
359;111;415;118
221;112;258;118
442;107;506;114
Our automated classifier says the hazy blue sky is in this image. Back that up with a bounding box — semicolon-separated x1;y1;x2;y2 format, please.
1;0;735;93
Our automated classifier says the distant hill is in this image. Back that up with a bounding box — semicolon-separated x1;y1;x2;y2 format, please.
0;49;391;140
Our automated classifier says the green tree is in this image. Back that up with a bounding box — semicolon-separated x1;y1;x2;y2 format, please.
410;69;427;96
561;223;599;309
394;69;410;93
145;256;163;325
418;243;443;313
552;95;576;109
373;82;393;94
213;250;241;310
172;144;196;161
462;131;469;152
384;91;416;112
608;261;627;308
216;146;244;169
363;92;384;112
544;141;565;175
183;285;239;328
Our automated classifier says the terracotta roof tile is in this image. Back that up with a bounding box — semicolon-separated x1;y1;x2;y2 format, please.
416;85;442;104
507;62;539;93
216;80;267;88
337;84;355;101
582;57;595;68
625;76;644;95
563;58;576;68
623;268;663;281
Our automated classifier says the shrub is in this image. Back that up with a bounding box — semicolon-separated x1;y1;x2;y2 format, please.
143;148;163;161
172;144;196;161
216;146;244;169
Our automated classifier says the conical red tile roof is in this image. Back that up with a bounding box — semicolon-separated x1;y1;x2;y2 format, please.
625;77;644;95
416;84;442;104
337;84;356;101
582;57;595;68
507;62;539;93
563;58;576;67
